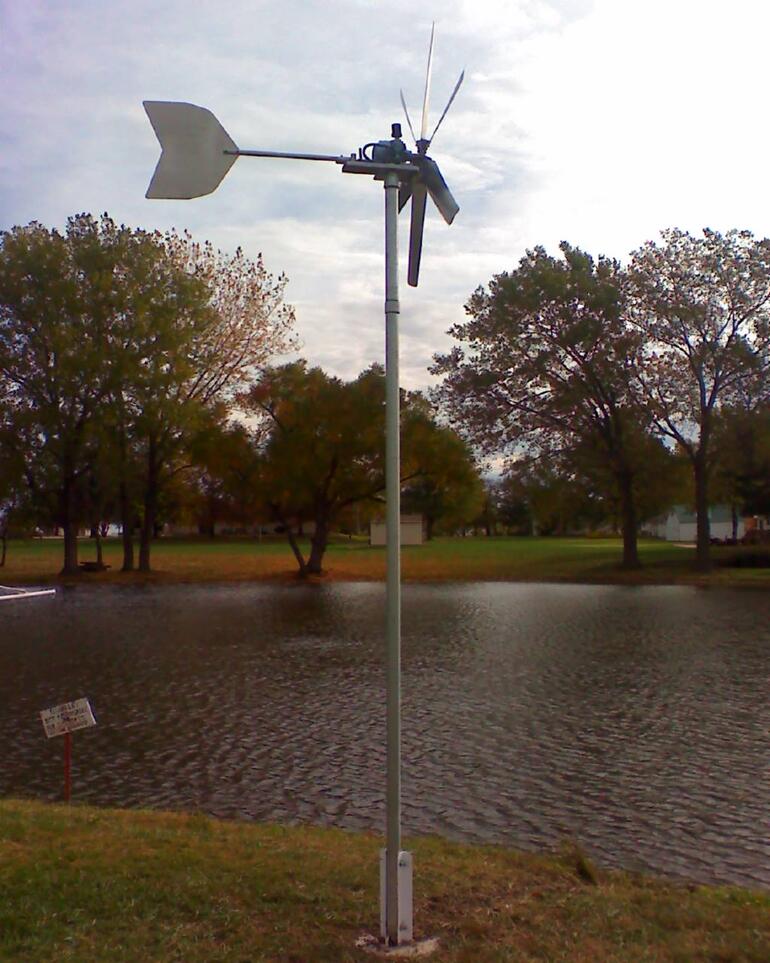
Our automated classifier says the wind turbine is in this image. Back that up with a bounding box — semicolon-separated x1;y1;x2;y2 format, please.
143;24;463;289
142;26;462;951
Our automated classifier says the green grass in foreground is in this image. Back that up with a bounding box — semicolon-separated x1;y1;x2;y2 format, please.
0;800;767;962
3;535;769;587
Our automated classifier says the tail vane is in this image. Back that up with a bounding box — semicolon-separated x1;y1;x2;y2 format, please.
144;101;238;199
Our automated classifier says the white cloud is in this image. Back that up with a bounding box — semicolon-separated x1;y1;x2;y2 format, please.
2;0;770;388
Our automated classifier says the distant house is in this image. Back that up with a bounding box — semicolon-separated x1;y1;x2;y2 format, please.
369;514;425;546
163;519;316;537
645;505;744;542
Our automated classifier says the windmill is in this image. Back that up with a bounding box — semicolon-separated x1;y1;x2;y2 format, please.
142;25;462;951
144;24;463;289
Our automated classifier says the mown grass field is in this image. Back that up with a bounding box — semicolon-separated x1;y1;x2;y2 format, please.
1;535;769;587
1;800;767;963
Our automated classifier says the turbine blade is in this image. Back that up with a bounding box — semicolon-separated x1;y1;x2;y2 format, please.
408;183;428;287
420;22;436;140
428;69;465;146
399;180;413;213
400;90;417;144
421;156;459;224
144;101;238;199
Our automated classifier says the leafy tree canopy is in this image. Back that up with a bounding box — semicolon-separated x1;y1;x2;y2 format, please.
240;362;482;575
432;242;653;568
627;227;770;568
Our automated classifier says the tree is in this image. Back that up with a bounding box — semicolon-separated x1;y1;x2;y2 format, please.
471;479;501;536
568;420;687;534
240;363;384;575
241;363;478;576
130;231;296;572
163;232;296;403
712;403;770;521
0;214;230;574
494;474;533;534
0;216;138;572
0;215;296;574
501;455;605;536
0;396;25;566
432;243;651;568
627;228;770;570
186;420;264;535
399;393;484;538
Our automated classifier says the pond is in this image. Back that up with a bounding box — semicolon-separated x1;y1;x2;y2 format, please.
1;582;768;890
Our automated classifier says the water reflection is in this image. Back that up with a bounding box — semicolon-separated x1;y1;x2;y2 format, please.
1;581;768;889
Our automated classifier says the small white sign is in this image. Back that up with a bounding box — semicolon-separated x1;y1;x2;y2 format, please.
40;698;96;739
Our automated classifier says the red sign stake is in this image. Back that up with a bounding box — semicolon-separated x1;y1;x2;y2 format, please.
64;731;72;803
40;698;96;804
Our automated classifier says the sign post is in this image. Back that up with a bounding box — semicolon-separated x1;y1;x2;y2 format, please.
63;732;72;802
40;698;96;802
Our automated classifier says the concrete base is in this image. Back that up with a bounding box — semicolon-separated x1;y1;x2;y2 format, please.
355;934;440;958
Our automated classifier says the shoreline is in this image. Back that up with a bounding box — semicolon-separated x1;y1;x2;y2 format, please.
1;799;767;961
2;535;769;591
4;567;770;590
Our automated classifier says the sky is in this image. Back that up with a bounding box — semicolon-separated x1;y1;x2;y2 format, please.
3;0;770;389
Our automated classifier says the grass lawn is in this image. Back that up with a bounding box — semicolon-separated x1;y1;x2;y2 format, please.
1;800;767;962
1;535;769;588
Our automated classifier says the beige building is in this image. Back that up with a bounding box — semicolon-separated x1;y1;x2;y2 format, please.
369;514;425;546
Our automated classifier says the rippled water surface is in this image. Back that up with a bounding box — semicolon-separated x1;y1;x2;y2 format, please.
1;582;768;888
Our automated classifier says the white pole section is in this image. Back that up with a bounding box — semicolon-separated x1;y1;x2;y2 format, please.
0;587;56;601
383;169;407;946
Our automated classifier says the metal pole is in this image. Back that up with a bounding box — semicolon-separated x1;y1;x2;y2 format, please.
384;169;403;946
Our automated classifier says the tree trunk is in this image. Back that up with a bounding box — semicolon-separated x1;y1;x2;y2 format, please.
203;491;217;537
270;505;308;576
119;483;134;572
731;504;738;541
61;520;79;574
60;481;79;575
693;454;711;572
306;518;329;575
95;529;104;568
425;515;435;541
0;531;6;567
139;441;159;573
617;470;641;569
138;493;156;572
204;502;216;537
286;527;308;576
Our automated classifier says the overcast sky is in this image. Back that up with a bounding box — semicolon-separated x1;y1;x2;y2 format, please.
3;0;770;388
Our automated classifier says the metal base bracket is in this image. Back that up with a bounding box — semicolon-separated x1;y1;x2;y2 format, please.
356;934;440;958
380;849;413;944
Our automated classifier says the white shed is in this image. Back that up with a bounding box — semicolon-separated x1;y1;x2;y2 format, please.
645;505;745;541
369;514;425;546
